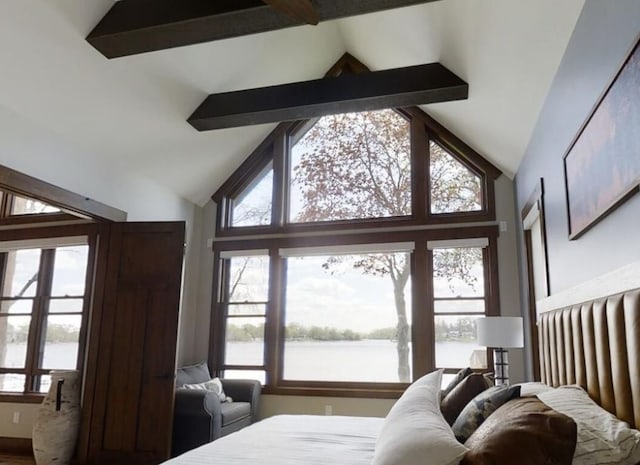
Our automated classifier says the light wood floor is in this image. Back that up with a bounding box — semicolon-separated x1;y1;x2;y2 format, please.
0;454;35;465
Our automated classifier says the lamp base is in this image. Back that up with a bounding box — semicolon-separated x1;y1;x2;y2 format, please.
493;348;509;386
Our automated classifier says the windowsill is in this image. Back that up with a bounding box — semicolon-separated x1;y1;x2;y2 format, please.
262;384;405;399
0;393;45;404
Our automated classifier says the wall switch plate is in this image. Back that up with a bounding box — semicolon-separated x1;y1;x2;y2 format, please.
324;405;332;415
500;221;507;232
12;411;20;424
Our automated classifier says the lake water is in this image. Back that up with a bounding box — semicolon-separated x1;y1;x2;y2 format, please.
1;340;484;391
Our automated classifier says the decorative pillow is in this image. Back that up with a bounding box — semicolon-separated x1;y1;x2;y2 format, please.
442;367;474;398
460;397;577;465
451;384;521;443
538;385;640;465
441;374;490;425
182;377;230;402
372;369;468;465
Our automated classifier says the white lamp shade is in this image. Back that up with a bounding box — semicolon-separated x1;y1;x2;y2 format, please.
476;317;524;348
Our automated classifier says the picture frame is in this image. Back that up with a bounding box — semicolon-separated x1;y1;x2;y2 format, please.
563;36;640;240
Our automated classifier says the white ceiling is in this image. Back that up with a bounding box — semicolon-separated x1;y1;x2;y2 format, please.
0;0;585;206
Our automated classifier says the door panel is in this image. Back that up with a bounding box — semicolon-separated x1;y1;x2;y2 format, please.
79;222;185;465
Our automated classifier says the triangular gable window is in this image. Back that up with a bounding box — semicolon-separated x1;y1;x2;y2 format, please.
231;164;273;228
212;54;501;234
429;141;482;214
10;194;61;216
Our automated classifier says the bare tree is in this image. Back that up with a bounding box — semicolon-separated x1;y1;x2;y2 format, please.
292;110;481;382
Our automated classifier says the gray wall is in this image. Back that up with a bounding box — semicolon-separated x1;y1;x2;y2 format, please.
515;0;640;378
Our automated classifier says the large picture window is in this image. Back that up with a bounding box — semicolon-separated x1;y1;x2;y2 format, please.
210;56;503;397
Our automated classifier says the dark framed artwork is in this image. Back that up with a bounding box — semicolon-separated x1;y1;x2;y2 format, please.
564;36;640;240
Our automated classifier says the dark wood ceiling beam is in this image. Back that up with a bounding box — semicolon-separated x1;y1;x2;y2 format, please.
87;0;442;58
187;63;468;131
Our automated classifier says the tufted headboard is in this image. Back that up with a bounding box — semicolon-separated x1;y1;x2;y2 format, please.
538;288;640;428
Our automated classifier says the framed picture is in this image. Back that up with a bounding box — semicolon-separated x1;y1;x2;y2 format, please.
564;36;640;240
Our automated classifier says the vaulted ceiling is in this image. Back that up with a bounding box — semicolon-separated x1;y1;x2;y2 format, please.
0;0;585;206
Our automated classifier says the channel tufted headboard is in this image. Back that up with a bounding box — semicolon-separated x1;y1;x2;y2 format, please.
538;287;640;428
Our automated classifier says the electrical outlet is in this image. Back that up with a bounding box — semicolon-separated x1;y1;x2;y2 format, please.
12;411;20;424
324;404;332;416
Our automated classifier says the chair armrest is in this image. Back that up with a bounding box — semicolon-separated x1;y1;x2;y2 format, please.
175;388;222;418
221;379;261;421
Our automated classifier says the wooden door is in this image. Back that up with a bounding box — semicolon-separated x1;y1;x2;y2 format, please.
78;222;185;465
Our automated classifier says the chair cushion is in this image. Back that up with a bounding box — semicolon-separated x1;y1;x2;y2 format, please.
176;361;211;387
221;402;251;426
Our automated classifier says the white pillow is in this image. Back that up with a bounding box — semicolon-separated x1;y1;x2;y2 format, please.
182;377;230;402
372;369;468;465
537;385;640;465
516;381;555;397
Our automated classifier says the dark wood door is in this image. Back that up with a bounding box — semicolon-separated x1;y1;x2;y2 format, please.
78;222;185;465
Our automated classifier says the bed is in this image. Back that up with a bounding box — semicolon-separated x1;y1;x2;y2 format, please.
166;280;640;465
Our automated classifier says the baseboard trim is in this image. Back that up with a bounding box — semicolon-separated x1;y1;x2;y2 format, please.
0;436;32;455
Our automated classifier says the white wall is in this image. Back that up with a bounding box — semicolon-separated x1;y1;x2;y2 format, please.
0;105;199;439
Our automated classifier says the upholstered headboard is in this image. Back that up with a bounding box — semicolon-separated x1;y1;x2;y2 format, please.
538;288;640;428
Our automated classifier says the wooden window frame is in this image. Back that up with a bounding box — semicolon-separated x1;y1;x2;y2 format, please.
210;226;500;398
0;223;98;403
211;55;501;238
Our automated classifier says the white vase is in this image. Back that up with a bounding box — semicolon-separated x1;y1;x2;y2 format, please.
32;370;81;465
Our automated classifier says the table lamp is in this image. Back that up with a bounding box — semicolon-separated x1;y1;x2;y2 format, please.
476;316;523;385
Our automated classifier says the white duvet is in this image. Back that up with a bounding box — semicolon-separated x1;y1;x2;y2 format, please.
165;415;384;465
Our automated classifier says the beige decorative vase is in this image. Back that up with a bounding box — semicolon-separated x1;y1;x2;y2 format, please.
32;370;81;465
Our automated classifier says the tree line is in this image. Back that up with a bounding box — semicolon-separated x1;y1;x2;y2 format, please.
227;318;478;343
4;324;79;343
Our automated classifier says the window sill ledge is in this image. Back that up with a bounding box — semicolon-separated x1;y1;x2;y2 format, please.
0;393;45;404
262;385;405;399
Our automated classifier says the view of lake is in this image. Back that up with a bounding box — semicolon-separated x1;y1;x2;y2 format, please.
1;340;484;391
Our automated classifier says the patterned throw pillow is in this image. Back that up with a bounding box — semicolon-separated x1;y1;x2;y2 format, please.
182;377;231;402
442;367;473;398
441;373;491;425
451;384;521;443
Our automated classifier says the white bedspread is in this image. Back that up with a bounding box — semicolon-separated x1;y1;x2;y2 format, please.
164;415;383;465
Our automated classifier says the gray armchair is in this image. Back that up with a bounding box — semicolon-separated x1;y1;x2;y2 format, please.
172;362;261;457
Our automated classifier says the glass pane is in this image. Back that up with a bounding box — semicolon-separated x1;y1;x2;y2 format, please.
11;195;61;215
40;315;81;369
0;315;30;368
223;370;266;385
0;374;25;393
225;317;265;366
48;299;84;314
232;167;273;227
435;315;487;369
1;249;40;298
432;248;484;297
38;375;51;394
228;303;266;316
430;141;482;214
1;299;33;315
227;256;269;302
289;110;411;223
434;299;485;314
283;252;412;383
51;246;89;297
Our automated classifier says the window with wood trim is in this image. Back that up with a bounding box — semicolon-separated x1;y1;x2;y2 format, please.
210;54;503;396
0;234;93;396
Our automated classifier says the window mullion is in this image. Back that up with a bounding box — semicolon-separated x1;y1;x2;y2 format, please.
264;250;283;386
272;131;287;227
410;118;428;221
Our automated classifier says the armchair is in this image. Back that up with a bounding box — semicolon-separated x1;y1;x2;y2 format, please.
172;362;261;456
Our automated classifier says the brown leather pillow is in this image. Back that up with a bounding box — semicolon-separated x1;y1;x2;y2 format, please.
440;373;489;425
460;397;577;465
